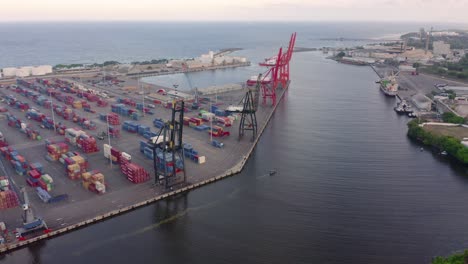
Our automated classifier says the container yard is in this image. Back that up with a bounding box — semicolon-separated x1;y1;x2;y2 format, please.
0;33;296;252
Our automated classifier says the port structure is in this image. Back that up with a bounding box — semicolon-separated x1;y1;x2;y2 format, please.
239;74;261;141
253;33;296;106
148;100;186;189
16;187;49;239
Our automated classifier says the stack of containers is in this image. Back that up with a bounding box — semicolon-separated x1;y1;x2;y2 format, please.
38;174;53;192
46;142;69;161
26;169;41;187
0;137;8;148
29;162;44;174
143;145;154;159
26;109;46;122
120;153;150;184
110;147;121;164
131;112;140;121
108;126;120;138
183;117;191;126
194;124;210;131
62;107;74;120
153;118;165;129
42;117;55;129
0;190;19;209
0;176;10;191
66;162;82;180
137;125;150;136
65;128;87;146
96;99;108;107
10;154;28;175
72;100;82;109
140;140;150;154
215;116;232;127
155;152;182;174
57;124;67;135
201;112;215;121
22;127;42;141
215;109;226;117
125;163;150;184
76;135;99;154
143;131;158;140
100;113;120;125
122;121;139;133
80;119;97;130
81;170;106;194
188;117;203;127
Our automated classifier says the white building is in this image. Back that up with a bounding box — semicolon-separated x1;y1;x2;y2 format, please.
431;31;459;37
198;51;214;64
433;41;451;57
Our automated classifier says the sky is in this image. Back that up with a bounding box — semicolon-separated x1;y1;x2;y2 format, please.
1;0;468;23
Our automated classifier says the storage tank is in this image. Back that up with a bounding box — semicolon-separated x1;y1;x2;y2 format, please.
2;67;17;77
15;68;31;77
31;65;52;76
40;65;53;74
17;66;32;77
32;67;45;76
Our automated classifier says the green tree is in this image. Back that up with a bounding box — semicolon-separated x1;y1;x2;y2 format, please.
442;112;465;124
457;72;467;79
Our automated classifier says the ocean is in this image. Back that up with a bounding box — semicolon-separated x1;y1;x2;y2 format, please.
1;22;468;264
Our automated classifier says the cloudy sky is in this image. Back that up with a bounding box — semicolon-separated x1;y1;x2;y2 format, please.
1;0;467;22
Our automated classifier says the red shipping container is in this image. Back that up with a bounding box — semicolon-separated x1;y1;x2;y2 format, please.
28;170;41;179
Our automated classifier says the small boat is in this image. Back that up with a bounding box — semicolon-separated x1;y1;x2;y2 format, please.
269;169;277;176
441;151;448;156
420;147;424;152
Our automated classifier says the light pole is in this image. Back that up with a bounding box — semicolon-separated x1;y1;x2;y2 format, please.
138;73;145;117
210;100;213;143
107;115;112;168
49;91;56;133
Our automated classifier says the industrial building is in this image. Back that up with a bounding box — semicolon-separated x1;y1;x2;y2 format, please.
433;41;451;57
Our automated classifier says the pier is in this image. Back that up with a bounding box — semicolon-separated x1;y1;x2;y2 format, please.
0;83;288;254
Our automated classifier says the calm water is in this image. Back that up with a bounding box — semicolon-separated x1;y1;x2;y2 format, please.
1;22;468;264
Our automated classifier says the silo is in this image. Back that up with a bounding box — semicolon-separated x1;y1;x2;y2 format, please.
19;66;33;76
15;68;31;77
2;67;17;77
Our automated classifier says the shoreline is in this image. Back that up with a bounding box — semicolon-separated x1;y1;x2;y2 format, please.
0;81;289;254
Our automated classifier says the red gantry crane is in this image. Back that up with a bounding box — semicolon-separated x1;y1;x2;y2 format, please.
247;33;296;106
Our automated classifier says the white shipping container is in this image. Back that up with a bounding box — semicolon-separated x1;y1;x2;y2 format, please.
121;152;131;161
103;144;111;158
202;112;215;121
198;156;206;164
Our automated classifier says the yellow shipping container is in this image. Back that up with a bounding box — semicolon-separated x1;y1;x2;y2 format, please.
82;181;90;190
72;156;85;164
91;173;105;184
81;172;91;181
67;164;80;172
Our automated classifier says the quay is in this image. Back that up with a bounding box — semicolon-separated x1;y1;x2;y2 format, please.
0;76;289;253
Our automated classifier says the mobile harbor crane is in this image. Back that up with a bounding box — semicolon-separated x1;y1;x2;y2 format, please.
15;187;49;239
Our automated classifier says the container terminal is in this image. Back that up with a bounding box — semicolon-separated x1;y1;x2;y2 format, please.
0;33;296;251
